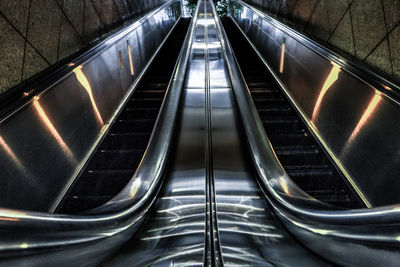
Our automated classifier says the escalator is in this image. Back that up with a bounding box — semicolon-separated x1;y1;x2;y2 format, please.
1;0;400;266
57;19;190;213
102;2;327;265
222;18;364;209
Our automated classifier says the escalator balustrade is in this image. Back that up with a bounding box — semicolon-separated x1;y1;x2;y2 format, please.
57;20;190;213
222;18;364;209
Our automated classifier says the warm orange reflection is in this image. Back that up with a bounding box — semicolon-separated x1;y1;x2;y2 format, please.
0;136;25;172
279;42;285;74
33;97;75;162
0;216;19;222
128;45;135;76
73;66;104;125
312;63;341;121
280;179;290;195
118;50;124;69
383;85;391;91
130;179;141;198
347;93;382;143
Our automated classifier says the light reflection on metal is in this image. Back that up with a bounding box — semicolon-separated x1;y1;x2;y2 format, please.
346;93;382;145
0;216;19;222
279;42;285;74
33;97;75;162
383;85;392;91
128;44;135;76
219;227;283;238
141;230;204;240
311;62;341;121
129;179;141;198
218;220;275;229
280;178;290;195
192;42;221;49
148;222;204;232
118;50;124;69
158;203;204;213
161;195;204;200
73;66;104;126
0;136;25;173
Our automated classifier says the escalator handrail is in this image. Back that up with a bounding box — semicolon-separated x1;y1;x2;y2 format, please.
213;0;400;259
0;7;199;257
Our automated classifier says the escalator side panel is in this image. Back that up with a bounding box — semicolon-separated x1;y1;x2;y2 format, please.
228;0;400;207
58;20;191;213
0;1;182;212
222;17;363;209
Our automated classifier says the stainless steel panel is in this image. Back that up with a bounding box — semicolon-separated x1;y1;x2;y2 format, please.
224;1;400;265
115;38;134;92
229;0;400;206
0;0;181;212
0;74;88;211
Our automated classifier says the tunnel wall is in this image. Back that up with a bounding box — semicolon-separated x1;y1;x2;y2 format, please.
242;0;400;81
0;0;170;95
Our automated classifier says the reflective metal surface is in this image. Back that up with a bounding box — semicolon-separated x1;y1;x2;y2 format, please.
229;0;400;207
0;0;181;212
3;0;400;265
0;1;190;265
107;1;325;265
209;4;325;264
104;3;206;265
222;1;400;265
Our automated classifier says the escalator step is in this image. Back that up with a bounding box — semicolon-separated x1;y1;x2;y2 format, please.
62;196;112;211
252;96;285;103
134;89;166;98
139;82;168;90
73;170;133;196
112;119;155;133
286;168;334;177
87;149;144;170
119;107;159;120
126;98;163;108
101;133;151;150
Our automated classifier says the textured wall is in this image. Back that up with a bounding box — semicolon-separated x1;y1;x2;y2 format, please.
0;0;168;95
243;0;400;81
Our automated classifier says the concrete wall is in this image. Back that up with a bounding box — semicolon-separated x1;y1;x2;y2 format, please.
243;0;400;81
0;0;168;95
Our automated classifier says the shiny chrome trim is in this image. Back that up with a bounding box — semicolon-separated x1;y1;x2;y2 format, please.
219;3;400;265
